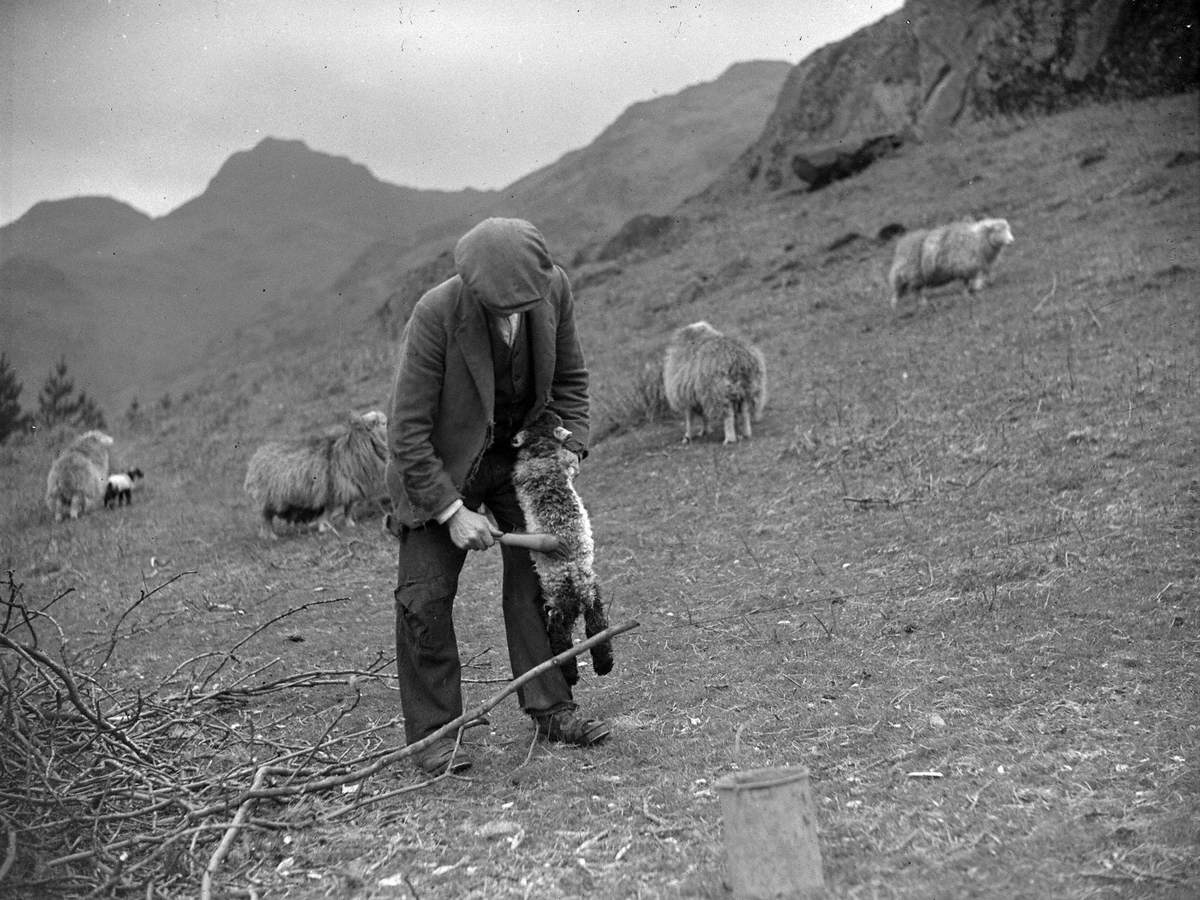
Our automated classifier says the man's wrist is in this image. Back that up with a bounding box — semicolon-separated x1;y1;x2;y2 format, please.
435;499;464;524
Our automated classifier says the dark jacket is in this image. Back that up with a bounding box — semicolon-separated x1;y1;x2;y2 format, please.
385;218;589;528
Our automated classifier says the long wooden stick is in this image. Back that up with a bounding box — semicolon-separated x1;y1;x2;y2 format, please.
185;618;640;812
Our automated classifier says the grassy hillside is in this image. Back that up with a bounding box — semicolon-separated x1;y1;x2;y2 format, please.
1;93;1197;899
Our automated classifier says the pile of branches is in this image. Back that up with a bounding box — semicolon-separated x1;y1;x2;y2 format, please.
0;570;638;897
0;571;401;897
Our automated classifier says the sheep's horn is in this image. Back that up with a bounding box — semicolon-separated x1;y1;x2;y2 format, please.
498;532;560;553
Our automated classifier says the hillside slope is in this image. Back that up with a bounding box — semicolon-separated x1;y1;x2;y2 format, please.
1;92;1195;898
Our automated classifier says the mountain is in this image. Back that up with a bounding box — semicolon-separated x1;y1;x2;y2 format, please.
0;196;151;260
5;0;1193;419
495;60;794;251
706;0;1198;196
0;61;792;415
0;140;500;411
327;60;793;322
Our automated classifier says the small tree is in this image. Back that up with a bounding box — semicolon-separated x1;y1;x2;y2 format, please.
0;353;31;444
74;390;107;430
37;357;106;430
124;396;145;431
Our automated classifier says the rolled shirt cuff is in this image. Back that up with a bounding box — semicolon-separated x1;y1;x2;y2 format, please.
435;499;464;524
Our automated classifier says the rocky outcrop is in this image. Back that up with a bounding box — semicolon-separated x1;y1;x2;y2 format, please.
710;0;1198;196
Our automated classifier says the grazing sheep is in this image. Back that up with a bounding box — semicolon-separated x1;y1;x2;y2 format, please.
511;411;613;685
889;217;1014;310
45;430;115;522
662;321;767;444
104;468;144;508
243;410;388;540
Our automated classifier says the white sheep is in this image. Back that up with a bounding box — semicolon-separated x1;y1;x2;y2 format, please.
511;411;613;685
889;217;1014;310
104;468;144;508
243;410;388;540
662;321;767;444
45;430;115;522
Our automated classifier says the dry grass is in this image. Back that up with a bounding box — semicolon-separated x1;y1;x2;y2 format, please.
1;94;1198;898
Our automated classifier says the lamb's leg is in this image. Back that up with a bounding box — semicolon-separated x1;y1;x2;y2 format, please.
583;585;614;676
968;272;986;293
545;611;579;685
316;513;341;535
259;510;279;541
722;403;738;444
737;400;753;440
682;408;695;442
69;495;84;519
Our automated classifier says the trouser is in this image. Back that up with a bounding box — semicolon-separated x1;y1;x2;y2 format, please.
393;448;574;744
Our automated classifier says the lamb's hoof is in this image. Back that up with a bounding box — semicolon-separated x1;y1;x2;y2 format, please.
590;644;614;677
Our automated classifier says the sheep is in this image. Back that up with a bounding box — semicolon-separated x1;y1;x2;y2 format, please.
104;468;144;508
662;321;768;444
243;410;388;540
45;430;115;522
511;410;613;685
889;217;1014;310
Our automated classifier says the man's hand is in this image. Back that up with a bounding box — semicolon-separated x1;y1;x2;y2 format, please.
446;507;503;551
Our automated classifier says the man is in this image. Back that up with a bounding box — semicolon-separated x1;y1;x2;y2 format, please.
385;217;611;776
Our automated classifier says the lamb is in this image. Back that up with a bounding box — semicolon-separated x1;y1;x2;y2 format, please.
45;430;115;522
889;217;1014;310
104;468;144;508
662;321;767;444
243;410;388;540
511;410;614;685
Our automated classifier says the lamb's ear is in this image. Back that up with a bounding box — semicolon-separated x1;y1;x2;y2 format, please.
553;426;571;442
512;431;527;448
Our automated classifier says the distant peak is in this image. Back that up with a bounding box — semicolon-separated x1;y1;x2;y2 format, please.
249;136;314;154
205;137;380;197
19;196;150;222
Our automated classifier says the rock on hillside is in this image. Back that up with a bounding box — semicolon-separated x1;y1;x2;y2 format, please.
710;0;1198;195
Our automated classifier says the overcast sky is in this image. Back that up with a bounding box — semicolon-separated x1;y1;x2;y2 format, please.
0;0;903;226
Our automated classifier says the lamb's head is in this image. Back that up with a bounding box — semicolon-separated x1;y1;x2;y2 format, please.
513;411;578;476
676;320;721;343
353;410;389;459
360;410;388;432
77;430;115;448
978;218;1014;247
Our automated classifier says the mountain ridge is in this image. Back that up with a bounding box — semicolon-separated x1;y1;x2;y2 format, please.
0;59;792;412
